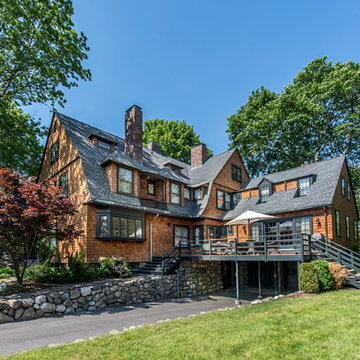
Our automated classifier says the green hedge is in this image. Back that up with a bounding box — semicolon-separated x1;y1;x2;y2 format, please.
299;263;319;293
312;260;334;291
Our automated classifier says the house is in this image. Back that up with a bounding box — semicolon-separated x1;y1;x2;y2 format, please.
38;105;359;292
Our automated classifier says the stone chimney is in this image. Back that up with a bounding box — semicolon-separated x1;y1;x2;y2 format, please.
125;105;143;162
147;141;162;154
191;143;207;167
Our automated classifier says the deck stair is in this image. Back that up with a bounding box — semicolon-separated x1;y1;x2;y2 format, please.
311;236;360;289
138;256;163;275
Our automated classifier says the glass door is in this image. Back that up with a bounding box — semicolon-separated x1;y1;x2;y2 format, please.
174;226;189;247
193;226;204;246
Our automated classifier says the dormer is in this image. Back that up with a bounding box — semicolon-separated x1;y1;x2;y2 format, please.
89;134;116;151
258;179;272;203
297;175;315;197
163;160;184;174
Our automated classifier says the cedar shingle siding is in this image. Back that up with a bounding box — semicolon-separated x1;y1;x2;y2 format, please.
38;111;359;263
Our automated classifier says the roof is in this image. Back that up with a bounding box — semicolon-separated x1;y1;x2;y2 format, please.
223;156;346;220
56;112;234;218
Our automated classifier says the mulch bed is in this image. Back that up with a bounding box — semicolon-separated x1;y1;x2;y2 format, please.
287;291;318;298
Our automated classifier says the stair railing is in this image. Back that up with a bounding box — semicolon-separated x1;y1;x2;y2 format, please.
162;244;182;274
311;236;360;273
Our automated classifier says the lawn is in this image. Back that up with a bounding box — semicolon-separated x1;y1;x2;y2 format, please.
4;289;360;360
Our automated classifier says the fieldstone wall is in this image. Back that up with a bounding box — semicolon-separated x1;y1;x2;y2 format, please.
0;260;223;323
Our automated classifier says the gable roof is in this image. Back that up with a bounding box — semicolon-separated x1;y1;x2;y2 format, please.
55;112;235;218
223;156;346;220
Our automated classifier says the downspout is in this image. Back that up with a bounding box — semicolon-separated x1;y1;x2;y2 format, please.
150;214;160;261
323;207;328;240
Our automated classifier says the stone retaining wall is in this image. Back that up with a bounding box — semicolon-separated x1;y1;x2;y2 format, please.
0;261;223;323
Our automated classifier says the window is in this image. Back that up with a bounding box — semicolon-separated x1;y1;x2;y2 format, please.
98;139;112;150
174;226;189;247
225;192;231;210
118;167;133;194
184;187;191;200
147;181;155;195
232;165;242;182
217;190;224;209
50;141;59;165
232;193;241;208
194;187;202;200
298;177;311;196
227;225;234;236
259;186;270;203
193;226;204;246
335;210;341;237
346;216;350;240
170;182;181;204
99;215;109;237
109;216;143;239
341;177;345;197
347;182;351;200
59;172;68;197
354;220;358;241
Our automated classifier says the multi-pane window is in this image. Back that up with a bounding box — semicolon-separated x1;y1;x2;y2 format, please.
298;177;311;196
346;216;350;240
354;220;358;241
118;167;133;194
232;193;240;207
50;141;59;165
347;182;351;200
184;187;191;200
335;210;341;237
217;190;224;209
259;186;270;203
98;139;111;150
59;172;68;197
170;182;181;204
341;177;345;197
194;187;202;200
232;165;242;182
225;193;231;210
109;216;143;239
147;182;155;195
174;226;189;247
99;215;109;237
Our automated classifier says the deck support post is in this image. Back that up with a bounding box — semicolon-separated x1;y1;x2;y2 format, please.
297;261;301;291
235;261;240;305
274;261;279;294
257;261;263;299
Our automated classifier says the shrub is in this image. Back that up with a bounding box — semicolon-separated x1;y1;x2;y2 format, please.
98;257;131;278
299;262;319;293
328;262;346;289
34;238;59;264
0;267;15;278
67;252;96;282
312;260;334;291
25;264;68;284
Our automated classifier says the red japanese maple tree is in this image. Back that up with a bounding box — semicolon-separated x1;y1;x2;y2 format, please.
0;168;80;286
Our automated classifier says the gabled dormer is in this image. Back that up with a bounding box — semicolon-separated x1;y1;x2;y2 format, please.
258;179;272;203
89;134;117;151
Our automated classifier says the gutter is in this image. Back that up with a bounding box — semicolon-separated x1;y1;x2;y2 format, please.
149;214;160;261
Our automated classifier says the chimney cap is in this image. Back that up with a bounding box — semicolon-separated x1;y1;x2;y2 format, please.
125;104;142;113
191;143;207;149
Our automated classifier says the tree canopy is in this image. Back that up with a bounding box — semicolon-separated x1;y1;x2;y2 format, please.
0;168;80;286
227;57;360;186
143;118;213;163
0;0;91;175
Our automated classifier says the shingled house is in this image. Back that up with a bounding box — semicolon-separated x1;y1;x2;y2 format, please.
38;105;359;291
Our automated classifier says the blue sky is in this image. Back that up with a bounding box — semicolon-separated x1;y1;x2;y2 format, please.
26;0;360;155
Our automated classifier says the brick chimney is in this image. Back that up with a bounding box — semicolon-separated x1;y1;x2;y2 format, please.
191;143;207;167
147;141;162;154
125;105;143;162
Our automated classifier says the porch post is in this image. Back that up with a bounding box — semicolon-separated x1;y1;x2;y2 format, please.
257;261;263;299
297;261;301;291
235;261;240;305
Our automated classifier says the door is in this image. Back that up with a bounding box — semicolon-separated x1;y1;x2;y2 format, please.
193;226;204;246
174;225;189;247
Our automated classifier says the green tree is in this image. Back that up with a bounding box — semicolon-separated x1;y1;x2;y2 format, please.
227;57;360;206
143;118;212;164
0;0;91;175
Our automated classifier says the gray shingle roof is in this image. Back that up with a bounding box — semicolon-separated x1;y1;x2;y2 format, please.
56;113;233;218
223;156;345;220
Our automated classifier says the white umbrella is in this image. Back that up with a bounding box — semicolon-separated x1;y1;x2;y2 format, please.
226;210;277;227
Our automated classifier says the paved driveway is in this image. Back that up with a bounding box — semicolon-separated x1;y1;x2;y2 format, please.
0;289;275;356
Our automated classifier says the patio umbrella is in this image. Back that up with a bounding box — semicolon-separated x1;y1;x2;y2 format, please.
225;210;277;228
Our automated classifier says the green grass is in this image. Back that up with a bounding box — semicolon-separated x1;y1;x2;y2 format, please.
5;289;360;360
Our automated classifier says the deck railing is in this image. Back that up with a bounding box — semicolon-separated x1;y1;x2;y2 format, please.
182;233;311;261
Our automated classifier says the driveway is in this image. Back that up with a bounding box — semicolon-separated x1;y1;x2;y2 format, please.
0;289;273;356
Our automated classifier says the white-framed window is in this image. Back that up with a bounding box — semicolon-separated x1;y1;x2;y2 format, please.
259;186;270;203
171;182;181;204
